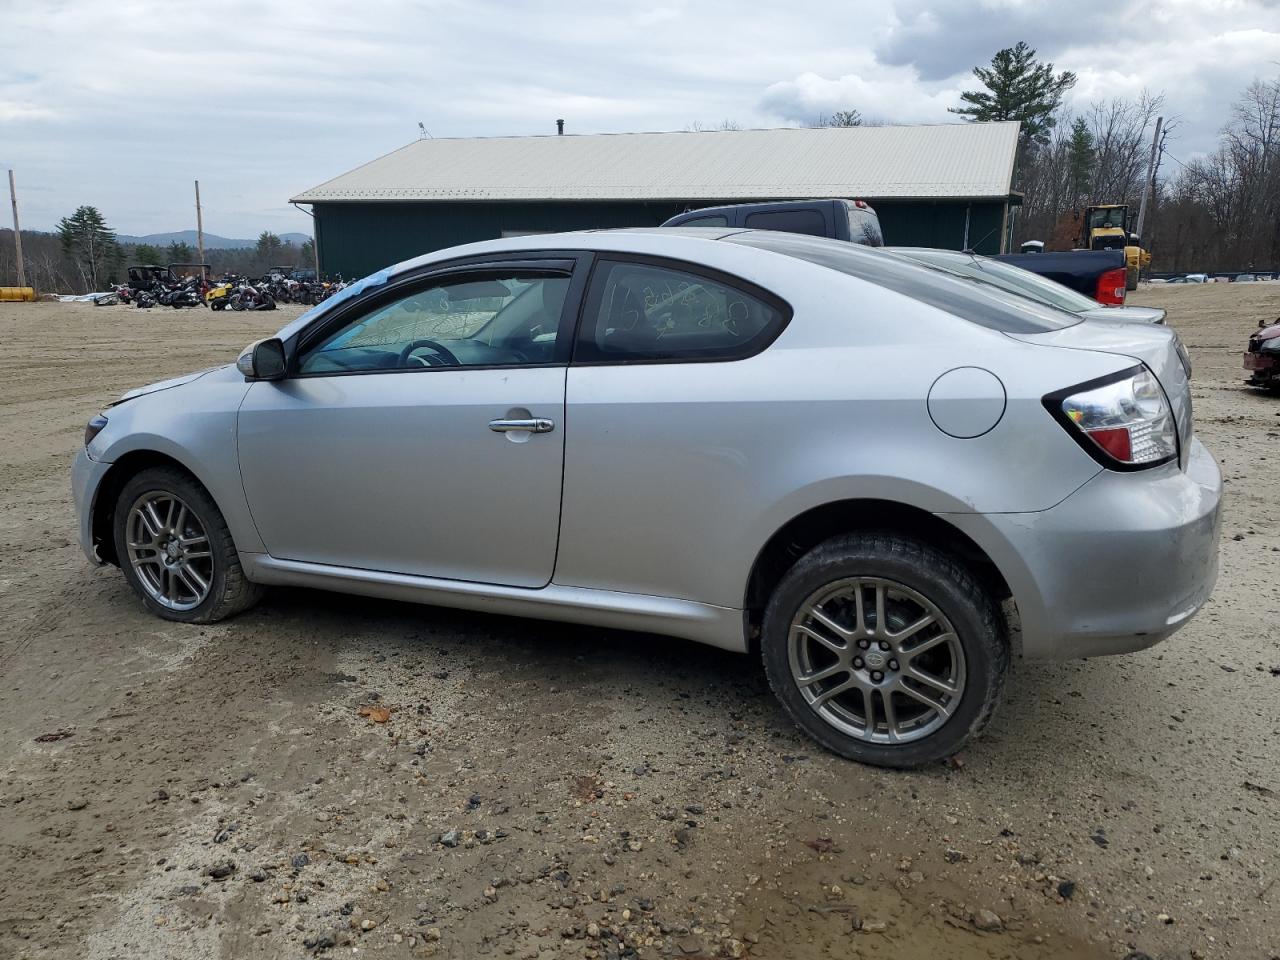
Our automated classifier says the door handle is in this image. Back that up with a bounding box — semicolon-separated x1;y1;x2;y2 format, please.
489;417;555;434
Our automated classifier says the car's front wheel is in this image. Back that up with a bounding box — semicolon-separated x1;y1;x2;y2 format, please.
761;532;1007;768
113;467;263;623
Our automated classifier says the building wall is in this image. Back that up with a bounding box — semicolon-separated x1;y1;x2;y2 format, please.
314;199;1011;278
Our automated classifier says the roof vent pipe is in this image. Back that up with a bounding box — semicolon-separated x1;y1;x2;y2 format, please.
556;119;564;135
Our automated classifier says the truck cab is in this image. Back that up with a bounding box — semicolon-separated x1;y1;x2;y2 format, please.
662;199;884;246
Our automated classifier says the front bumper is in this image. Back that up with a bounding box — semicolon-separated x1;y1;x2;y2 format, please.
72;446;113;565
947;436;1222;659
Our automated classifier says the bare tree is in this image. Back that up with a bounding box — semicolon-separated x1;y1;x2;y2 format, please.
1150;75;1280;270
811;109;863;128
686;119;743;132
1086;92;1164;204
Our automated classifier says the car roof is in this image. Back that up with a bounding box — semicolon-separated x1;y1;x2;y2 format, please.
275;228;1079;341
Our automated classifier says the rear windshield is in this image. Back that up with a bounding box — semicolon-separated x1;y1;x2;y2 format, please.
726;231;1081;333
891;248;1100;314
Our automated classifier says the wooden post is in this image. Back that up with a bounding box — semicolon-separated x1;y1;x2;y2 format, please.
8;169;26;289
194;180;205;267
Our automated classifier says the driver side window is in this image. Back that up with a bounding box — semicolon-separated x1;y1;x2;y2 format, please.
297;271;570;375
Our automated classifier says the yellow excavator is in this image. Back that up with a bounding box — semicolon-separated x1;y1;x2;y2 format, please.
1076;204;1150;291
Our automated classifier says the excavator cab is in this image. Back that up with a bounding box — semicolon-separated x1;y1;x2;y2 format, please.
1082;205;1131;251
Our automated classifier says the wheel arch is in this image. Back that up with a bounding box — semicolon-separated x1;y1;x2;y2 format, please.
90;450;206;567
743;498;1013;655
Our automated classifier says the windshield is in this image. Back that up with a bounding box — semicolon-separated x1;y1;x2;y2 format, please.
1089;207;1127;230
889;249;1101;314
726;231;1080;333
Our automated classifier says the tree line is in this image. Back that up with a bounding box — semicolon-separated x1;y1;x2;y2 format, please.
0;217;315;293
952;42;1280;273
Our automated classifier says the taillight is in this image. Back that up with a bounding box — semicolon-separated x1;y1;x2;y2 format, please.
1043;366;1178;470
1095;267;1127;305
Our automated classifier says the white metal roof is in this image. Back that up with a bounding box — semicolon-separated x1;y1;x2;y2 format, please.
291;122;1021;204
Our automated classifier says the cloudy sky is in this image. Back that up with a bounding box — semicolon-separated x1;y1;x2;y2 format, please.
3;0;1278;238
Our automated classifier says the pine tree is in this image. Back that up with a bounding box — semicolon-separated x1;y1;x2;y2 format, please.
256;231;283;258
950;42;1077;145
57;206;121;291
133;243;163;265
1066;117;1096;204
168;241;194;262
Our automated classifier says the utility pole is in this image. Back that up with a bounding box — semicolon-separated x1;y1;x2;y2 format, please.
194;180;205;267
1134;115;1163;243
8;169;26;288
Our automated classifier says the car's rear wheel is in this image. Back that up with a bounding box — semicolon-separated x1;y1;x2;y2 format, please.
761;532;1007;768
113;467;263;623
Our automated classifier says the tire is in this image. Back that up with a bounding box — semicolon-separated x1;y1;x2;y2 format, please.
761;532;1007;768
112;466;264;624
1126;265;1139;291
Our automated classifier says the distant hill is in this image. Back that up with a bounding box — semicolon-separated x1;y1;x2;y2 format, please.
117;230;312;250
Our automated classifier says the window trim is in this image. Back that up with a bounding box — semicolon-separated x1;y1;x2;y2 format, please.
286;254;590;379
571;253;793;367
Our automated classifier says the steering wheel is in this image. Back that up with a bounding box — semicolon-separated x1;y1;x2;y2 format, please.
398;338;461;367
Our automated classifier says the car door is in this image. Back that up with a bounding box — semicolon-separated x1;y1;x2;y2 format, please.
556;255;792;606
237;258;584;587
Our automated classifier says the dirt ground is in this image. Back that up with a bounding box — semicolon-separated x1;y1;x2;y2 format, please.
1;283;1277;960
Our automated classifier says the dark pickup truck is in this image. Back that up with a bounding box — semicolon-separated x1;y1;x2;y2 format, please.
994;249;1128;306
660;200;1129;305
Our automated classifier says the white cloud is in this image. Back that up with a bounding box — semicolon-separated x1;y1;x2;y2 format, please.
760;69;963;125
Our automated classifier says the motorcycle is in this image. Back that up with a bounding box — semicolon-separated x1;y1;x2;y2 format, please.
229;280;277;311
157;276;204;309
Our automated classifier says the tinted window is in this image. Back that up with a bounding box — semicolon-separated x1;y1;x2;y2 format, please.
726;231;1080;333
743;209;828;237
676;214;728;227
298;272;570;374
578;260;787;362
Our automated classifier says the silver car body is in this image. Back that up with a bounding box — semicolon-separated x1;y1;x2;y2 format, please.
73;229;1221;660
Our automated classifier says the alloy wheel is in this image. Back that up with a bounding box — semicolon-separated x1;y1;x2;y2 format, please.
124;491;214;611
787;577;966;744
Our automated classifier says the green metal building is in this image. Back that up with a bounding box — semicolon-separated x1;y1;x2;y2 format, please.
292;122;1023;279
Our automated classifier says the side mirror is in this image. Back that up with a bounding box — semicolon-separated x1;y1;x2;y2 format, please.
236;338;287;381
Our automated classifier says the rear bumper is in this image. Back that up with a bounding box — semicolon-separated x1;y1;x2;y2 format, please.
946;437;1222;659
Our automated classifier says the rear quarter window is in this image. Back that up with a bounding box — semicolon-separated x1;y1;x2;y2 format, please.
576;258;790;363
